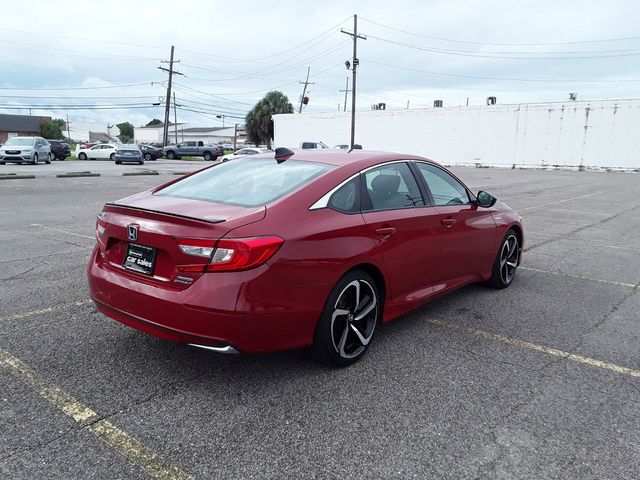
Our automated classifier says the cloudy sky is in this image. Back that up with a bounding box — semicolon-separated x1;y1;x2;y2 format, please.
1;0;639;130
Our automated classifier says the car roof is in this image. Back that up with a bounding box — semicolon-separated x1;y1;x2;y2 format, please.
250;149;436;169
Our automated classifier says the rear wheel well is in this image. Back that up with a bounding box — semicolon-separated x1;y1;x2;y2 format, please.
345;263;387;310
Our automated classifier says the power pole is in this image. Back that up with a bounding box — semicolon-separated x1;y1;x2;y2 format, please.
298;67;314;113
233;123;238;149
341;15;366;149
66;114;71;140
158;46;184;146
339;77;351;112
173;92;178;144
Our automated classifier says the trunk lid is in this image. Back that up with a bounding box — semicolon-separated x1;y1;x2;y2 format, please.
97;193;265;290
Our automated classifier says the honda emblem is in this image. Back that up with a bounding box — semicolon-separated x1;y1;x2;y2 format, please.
127;224;139;241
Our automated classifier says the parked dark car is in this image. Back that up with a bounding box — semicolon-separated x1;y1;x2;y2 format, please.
114;144;144;165
140;144;163;161
48;140;71;161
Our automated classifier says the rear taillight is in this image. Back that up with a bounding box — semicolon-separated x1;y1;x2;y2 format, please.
177;236;284;273
96;213;107;243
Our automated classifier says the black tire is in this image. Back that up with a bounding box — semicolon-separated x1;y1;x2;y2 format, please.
203;151;212;161
486;229;520;289
311;270;380;367
166;151;176;160
115;161;121;165
49;152;56;162
32;154;38;165
45;154;51;164
78;152;87;160
0;162;5;165
110;153;116;161
144;153;152;161
139;160;144;165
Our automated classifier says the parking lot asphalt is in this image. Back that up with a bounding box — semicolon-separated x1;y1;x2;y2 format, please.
0;162;639;479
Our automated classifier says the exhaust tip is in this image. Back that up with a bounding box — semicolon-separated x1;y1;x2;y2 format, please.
188;343;240;354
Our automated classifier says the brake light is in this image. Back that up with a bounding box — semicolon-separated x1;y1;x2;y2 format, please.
177;236;284;272
96;213;107;243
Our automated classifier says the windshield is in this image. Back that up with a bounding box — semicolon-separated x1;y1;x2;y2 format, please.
157;158;332;207
5;137;35;146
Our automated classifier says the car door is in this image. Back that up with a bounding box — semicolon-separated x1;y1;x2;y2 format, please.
360;161;443;303
414;162;497;285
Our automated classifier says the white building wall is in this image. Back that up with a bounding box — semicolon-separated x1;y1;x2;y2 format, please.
273;99;640;169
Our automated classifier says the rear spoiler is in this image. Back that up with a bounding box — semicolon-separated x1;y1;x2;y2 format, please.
105;202;226;224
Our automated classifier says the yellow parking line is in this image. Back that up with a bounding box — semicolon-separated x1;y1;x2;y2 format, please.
30;223;95;240
520;266;637;289
0;349;192;480
425;318;640;378
0;300;93;322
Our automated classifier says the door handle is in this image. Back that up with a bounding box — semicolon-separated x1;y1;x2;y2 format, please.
440;218;456;228
375;226;396;237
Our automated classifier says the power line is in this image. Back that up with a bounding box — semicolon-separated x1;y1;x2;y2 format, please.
364;58;640;83
0;82;157;91
367;34;640;60
359;16;640;46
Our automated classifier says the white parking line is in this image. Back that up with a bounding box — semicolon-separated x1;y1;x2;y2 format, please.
0;349;192;480
522;191;604;211
425;318;640;378
520;266;637;289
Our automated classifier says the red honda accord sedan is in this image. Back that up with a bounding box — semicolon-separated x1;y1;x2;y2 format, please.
88;149;523;366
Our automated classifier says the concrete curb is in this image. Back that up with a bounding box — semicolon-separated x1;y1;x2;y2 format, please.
122;171;159;176
56;171;101;178
0;174;36;180
171;172;191;175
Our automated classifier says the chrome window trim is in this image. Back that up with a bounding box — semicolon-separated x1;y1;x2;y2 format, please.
309;160;412;211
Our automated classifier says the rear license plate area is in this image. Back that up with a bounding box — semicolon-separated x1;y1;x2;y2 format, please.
123;243;157;275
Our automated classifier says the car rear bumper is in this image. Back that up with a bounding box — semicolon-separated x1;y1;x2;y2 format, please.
87;246;326;353
115;155;142;161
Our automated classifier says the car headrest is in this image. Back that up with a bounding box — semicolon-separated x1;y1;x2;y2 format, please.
371;174;401;194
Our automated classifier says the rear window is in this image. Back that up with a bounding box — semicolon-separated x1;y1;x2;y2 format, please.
156;158;332;207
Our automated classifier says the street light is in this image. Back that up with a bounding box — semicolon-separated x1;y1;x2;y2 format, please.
216;115;225;127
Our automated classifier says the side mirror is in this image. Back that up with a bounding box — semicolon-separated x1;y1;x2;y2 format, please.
476;191;497;208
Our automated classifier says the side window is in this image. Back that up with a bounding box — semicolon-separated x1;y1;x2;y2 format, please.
198;141;204;147
362;162;424;211
328;177;359;213
416;163;470;206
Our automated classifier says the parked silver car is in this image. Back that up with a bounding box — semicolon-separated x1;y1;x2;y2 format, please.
0;136;51;165
114;144;144;165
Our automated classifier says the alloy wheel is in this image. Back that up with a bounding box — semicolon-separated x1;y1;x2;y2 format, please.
499;234;519;284
330;279;378;359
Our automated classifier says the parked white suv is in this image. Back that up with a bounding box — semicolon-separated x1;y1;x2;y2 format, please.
0;136;51;165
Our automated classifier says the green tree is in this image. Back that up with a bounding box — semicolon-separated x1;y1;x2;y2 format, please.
145;118;163;126
40;119;64;139
245;91;293;148
116;122;134;143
